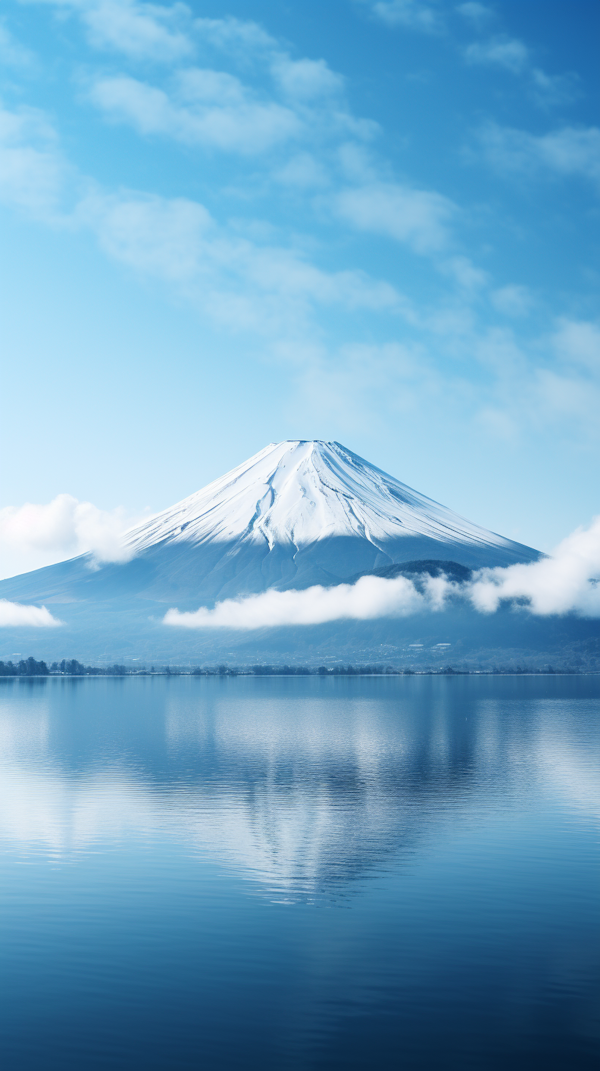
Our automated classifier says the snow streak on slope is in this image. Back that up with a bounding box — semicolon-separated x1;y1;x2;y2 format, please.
125;441;517;556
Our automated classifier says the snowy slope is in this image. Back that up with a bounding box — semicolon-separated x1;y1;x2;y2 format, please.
125;440;523;559
0;440;543;664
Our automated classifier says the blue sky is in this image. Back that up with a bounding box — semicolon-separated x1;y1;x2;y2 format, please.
1;0;599;575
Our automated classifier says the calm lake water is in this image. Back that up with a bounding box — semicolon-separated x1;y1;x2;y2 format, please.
0;675;598;1070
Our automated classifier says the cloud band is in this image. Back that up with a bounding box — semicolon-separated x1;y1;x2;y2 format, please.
164;516;600;629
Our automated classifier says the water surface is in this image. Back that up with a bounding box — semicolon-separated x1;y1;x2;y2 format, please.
0;675;598;1069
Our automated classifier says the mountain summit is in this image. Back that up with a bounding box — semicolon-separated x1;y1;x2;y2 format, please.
125;440;536;570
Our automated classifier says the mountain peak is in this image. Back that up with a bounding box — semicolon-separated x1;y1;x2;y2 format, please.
124;440;532;563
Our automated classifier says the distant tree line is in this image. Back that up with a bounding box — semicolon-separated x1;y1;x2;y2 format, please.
48;660;130;675
0;658;585;677
0;657;49;676
0;658;132;677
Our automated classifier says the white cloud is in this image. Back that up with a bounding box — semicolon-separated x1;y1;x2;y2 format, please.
287;338;432;430
463;31;578;108
78;189;213;280
552;319;600;372
477;123;600;188
0;601;62;627
25;0;351;157
491;285;532;317
0;494;134;565
85;0;193;60
164;573;438;629
0;21;37;69
465;35;529;74
89;71;301;154
523;320;600;433
77;187;403;333
335;181;455;253
22;0;194;62
193;14;275;54
165;515;600;630
361;1;441;32
470;517;600;616
0;96;406;337
456;3;492;27
532;366;600;433
442;255;488;291
271;56;344;100
274;152;330;188
533;127;600;182
0;103;66;218
530;68;580;108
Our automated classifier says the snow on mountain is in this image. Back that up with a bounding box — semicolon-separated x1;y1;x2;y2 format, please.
0;439;546;663
125;440;523;559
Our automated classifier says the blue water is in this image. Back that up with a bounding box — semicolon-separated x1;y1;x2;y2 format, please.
0;675;598;1070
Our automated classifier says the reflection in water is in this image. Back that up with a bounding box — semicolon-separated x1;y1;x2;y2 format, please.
0;675;599;1071
0;676;598;898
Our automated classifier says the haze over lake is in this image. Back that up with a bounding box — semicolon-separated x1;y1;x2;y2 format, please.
1;675;598;1070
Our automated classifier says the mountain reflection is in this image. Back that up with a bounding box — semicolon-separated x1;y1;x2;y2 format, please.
0;676;598;899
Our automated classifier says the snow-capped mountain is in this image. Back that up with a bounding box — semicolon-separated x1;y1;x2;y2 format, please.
0;440;547;664
125;440;535;567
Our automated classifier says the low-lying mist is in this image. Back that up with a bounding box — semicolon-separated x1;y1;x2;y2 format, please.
165;516;600;630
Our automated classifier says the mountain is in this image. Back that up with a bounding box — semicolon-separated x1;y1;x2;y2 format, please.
3;440;596;669
0;440;538;607
122;440;539;583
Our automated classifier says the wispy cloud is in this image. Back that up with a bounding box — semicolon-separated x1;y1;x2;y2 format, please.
83;39;372;154
0;20;37;69
3;89;598;450
552;318;600;372
4;2;597;463
194;14;275;55
456;3;492;29
465;35;529;74
0;102;68;217
84;0;194;60
441;255;488;292
529;68;580;109
335;181;455;254
23;0;194;62
271;55;344;100
165;515;600;630
88;71;301;155
34;0;354;132
274;151;330;189
0;600;62;627
477;122;600;188
357;1;441;33
0;97;405;336
363;1;576;109
464;33;579;107
285;337;433;430
77;188;404;334
490;285;533;318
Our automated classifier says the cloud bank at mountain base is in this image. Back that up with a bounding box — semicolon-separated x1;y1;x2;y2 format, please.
165;516;600;629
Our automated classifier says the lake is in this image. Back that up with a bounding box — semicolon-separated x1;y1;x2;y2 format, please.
0;674;598;1070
